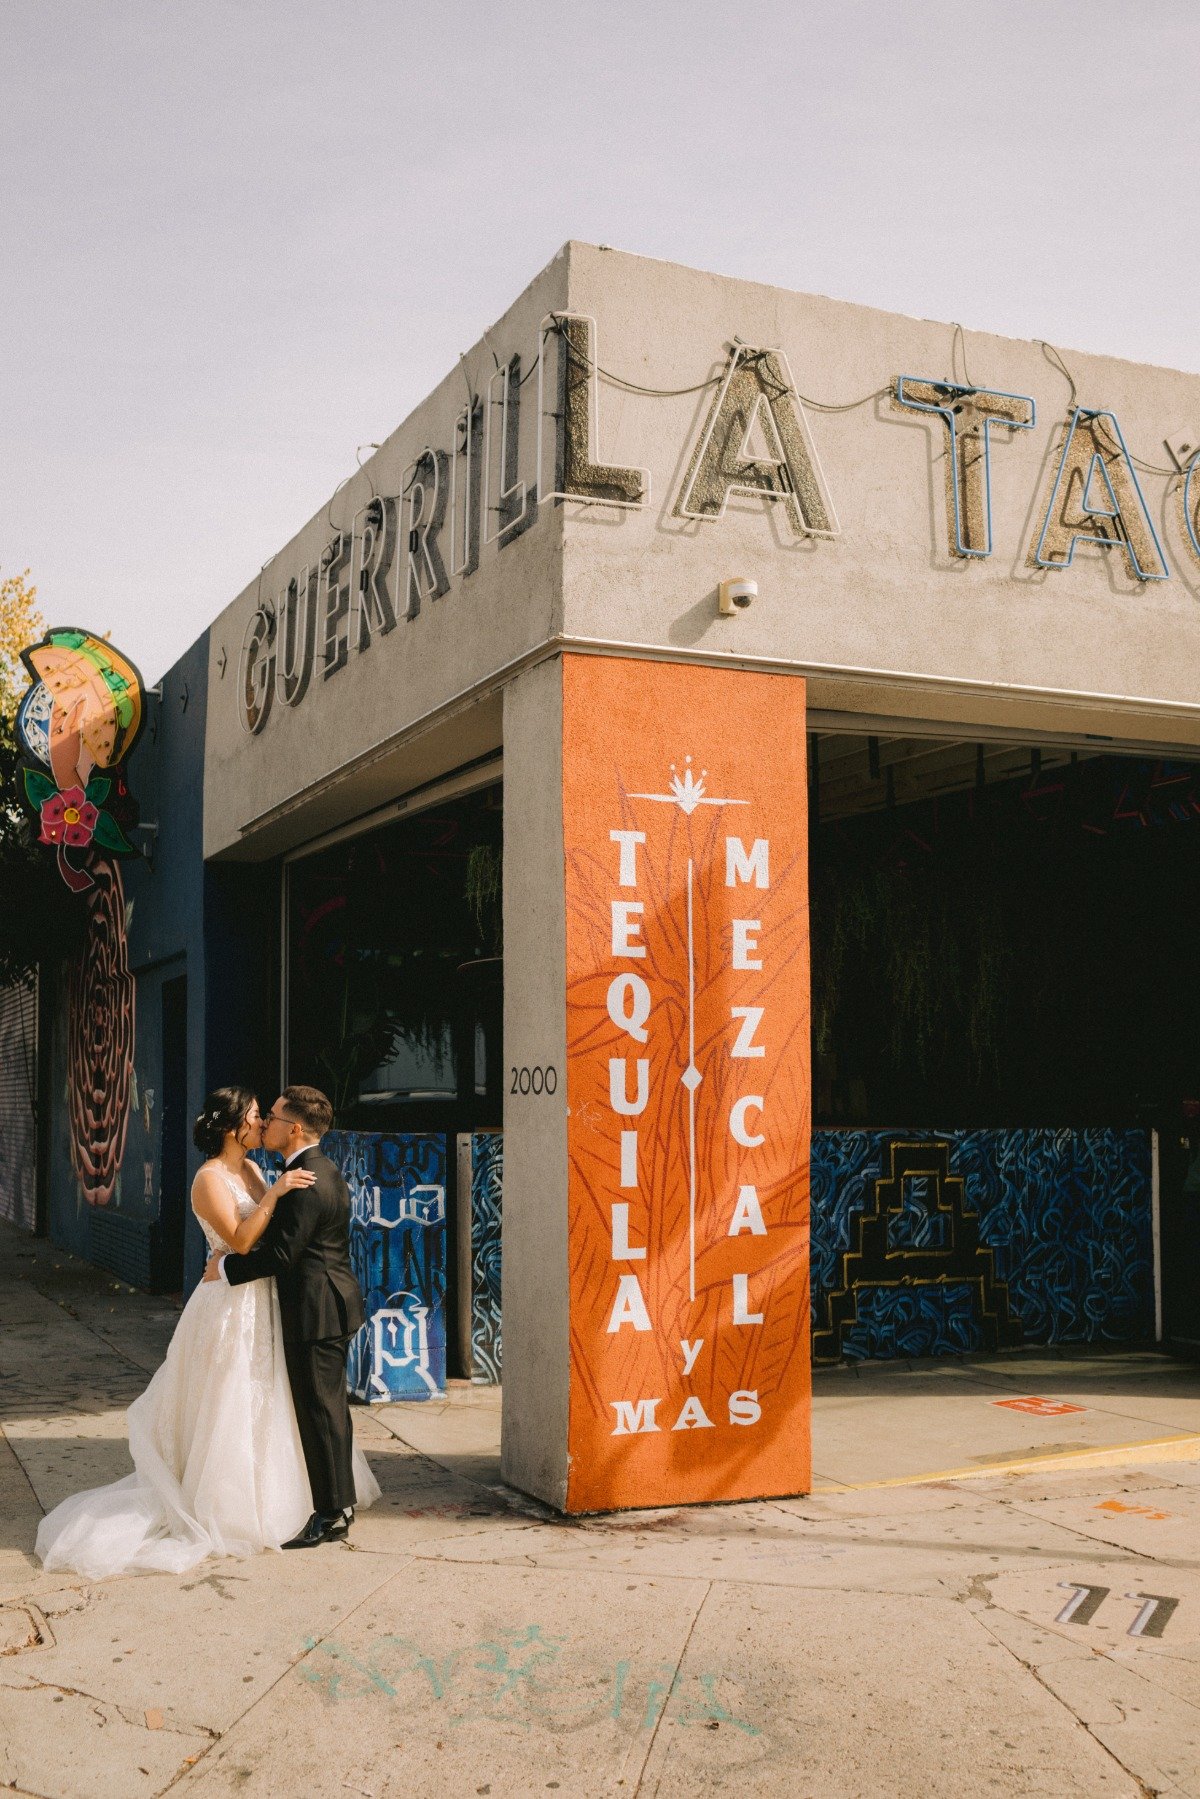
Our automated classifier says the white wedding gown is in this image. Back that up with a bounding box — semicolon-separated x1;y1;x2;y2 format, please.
35;1165;380;1579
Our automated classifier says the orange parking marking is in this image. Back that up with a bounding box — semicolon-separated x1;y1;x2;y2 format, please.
993;1396;1085;1417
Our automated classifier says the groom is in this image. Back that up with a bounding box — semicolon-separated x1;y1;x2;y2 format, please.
203;1084;366;1548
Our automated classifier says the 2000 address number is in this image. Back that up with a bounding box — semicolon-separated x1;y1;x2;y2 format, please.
510;1065;558;1096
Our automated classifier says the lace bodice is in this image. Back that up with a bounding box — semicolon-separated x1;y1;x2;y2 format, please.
192;1163;266;1255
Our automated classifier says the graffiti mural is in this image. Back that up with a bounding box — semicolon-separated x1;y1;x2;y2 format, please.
324;1131;448;1402
470;1132;503;1384
66;858;135;1207
810;1128;1153;1362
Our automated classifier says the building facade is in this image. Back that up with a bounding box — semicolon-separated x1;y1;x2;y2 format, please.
34;243;1200;1511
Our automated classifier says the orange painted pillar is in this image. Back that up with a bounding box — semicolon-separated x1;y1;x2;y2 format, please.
559;654;811;1511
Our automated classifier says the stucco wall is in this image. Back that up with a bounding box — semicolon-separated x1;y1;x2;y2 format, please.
202;252;569;863
499;658;570;1506
203;243;1200;875
559;244;1200;745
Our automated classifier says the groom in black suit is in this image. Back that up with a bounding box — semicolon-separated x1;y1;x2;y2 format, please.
204;1084;366;1548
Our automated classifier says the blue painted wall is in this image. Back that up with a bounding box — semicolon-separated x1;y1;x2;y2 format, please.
810;1127;1154;1361
327;1130;448;1401
229;1121;1151;1394
469;1131;503;1383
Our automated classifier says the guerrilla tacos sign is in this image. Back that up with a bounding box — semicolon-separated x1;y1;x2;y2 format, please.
238;315;1200;734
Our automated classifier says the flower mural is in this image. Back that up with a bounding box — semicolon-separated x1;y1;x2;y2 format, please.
38;785;100;849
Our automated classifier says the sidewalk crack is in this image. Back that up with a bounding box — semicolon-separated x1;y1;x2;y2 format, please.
0;1422;47;1520
966;1599;1160;1796
629;1579;712;1799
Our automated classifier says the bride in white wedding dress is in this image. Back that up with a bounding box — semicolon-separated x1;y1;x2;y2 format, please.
36;1086;379;1579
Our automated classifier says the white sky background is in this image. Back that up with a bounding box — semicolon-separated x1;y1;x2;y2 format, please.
3;0;1197;683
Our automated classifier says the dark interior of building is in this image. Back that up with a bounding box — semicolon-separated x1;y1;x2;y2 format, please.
809;733;1200;1127
808;729;1200;1345
286;781;504;1140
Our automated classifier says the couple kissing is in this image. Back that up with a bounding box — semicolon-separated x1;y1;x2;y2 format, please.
37;1085;379;1578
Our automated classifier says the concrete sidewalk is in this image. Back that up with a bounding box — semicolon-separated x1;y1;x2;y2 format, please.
1;1221;1198;1798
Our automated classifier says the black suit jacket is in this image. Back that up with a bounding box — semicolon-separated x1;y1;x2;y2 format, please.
223;1147;366;1344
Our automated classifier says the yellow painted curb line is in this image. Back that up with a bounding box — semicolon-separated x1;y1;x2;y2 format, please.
812;1432;1200;1493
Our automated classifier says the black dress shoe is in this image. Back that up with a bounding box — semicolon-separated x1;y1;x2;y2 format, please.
282;1510;352;1550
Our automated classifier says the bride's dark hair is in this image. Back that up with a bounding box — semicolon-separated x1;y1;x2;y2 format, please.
193;1086;257;1158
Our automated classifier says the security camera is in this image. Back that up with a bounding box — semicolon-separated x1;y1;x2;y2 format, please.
718;578;757;616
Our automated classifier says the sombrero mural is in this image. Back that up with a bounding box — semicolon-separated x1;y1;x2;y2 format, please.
16;629;145;1207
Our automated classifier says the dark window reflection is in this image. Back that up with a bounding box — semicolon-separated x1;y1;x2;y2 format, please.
286;784;502;1133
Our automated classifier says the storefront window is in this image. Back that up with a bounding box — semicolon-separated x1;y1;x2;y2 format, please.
285;783;502;1131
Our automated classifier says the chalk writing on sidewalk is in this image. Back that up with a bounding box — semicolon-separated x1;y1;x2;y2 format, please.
295;1623;760;1734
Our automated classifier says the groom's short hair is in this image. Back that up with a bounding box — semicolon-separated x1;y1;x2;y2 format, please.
280;1084;334;1137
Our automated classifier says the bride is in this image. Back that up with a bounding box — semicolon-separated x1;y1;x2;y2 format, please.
36;1086;380;1579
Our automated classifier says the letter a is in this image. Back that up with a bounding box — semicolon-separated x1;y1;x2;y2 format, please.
606;1273;652;1333
676;346;838;539
1030;408;1168;581
729;1185;767;1236
671;1395;715;1430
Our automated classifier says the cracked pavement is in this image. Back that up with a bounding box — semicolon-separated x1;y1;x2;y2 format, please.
1;1220;1198;1797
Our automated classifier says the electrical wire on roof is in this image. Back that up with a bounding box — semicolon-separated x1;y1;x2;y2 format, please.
325;475;351;534
554;317;888;410
1039;340;1078;411
1039;340;1178;477
268;323;1186;587
457;352;475;406
355;443;381;501
951;323;974;391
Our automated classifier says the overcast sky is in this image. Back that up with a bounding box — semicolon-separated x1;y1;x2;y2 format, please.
3;0;1197;682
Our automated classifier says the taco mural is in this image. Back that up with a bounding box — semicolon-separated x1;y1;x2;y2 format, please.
17;628;144;894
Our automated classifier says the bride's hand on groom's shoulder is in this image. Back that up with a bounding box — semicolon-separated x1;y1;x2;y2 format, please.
272;1169;318;1197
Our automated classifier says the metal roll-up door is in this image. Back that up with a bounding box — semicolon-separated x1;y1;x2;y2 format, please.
0;976;37;1230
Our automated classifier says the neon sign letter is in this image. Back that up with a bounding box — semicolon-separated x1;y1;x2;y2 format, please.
894;378;1034;557
1031;407;1168;581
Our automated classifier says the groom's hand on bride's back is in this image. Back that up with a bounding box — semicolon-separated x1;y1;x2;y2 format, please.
201;1257;222;1282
